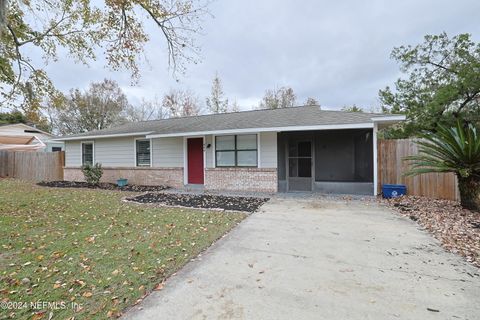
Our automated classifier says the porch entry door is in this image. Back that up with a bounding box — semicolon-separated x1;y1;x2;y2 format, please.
187;138;204;184
288;140;313;191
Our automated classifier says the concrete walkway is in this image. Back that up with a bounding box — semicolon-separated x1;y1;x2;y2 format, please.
123;196;480;320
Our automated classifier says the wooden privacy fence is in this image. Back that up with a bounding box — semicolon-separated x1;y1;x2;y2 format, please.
0;151;64;182
377;139;460;201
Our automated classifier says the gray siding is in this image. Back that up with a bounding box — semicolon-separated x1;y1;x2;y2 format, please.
94;137;135;167
65;141;81;166
65;137;139;167
65;132;278;169
260;132;277;168
152;137;183;167
205;135;214;168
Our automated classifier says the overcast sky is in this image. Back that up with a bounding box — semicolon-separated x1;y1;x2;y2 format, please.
43;0;480;111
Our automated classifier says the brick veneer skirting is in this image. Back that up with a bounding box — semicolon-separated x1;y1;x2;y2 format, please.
205;168;277;193
64;167;184;189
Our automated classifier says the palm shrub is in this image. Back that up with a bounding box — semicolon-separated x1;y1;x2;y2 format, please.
81;163;103;185
405;122;480;211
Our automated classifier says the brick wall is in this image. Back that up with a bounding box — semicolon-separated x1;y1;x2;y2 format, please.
64;167;278;192
64;167;184;188
205;168;277;193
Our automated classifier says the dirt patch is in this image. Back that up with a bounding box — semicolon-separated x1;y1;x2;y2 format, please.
126;193;269;212
38;180;169;192
385;196;480;268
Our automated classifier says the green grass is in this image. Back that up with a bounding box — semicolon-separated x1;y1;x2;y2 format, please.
0;180;246;319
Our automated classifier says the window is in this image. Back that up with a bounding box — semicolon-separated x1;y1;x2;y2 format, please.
82;142;93;165
52;147;62;152
215;134;257;167
136;139;151;166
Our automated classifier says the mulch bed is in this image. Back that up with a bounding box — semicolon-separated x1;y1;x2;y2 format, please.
38;180;169;192
126;193;269;212
385;196;480;268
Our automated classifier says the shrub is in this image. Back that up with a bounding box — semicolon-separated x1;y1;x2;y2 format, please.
81;163;103;185
405;122;480;211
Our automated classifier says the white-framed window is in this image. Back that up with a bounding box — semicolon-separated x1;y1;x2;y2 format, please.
81;141;94;166
135;139;151;167
215;134;257;167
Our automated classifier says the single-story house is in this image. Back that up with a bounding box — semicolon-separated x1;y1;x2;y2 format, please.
0;123;64;152
54;106;404;195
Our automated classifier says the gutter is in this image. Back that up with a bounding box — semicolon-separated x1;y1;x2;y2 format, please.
52;131;155;141
371;115;406;123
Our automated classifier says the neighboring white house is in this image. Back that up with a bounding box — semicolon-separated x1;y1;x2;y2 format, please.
0;123;64;152
55;106;405;195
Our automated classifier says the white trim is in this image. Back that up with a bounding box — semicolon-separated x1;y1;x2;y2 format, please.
150;138;153;167
373;123;378;196
211;135;216;168
183;137;188;185
371;115;406;122
80;141;95;165
257;133;261;168
134;137;152;167
146;123;374;138
184;136;206;185
54;131;154;141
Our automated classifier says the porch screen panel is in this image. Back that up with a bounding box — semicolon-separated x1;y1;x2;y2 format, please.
314;129;372;182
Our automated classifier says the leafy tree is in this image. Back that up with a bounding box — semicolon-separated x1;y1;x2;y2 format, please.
206;72;228;114
49;79;129;134
380;33;480;137
0;109;50;131
0;110;27;124
0;0;209;114
259;86;296;109
405;122;480;211
304;97;320;107
0;0;6;31
341;105;363;112
162;89;201;117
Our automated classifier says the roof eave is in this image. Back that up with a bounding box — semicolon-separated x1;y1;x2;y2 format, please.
146;123;375;138
53;131;154;141
371;115;406;123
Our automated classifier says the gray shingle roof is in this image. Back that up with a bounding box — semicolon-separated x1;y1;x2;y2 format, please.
58;106;400;139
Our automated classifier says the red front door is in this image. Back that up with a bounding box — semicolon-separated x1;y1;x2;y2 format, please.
187;138;204;184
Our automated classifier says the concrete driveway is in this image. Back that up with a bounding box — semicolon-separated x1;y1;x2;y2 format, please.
123;196;480;320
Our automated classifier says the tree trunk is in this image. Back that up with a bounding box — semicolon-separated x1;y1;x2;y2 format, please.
457;176;480;211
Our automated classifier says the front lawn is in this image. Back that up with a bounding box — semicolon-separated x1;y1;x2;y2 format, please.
0;180;246;319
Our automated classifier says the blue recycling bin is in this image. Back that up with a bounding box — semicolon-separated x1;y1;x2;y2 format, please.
382;184;407;198
117;178;128;187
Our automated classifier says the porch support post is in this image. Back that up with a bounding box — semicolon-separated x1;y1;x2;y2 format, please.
373;123;378;196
